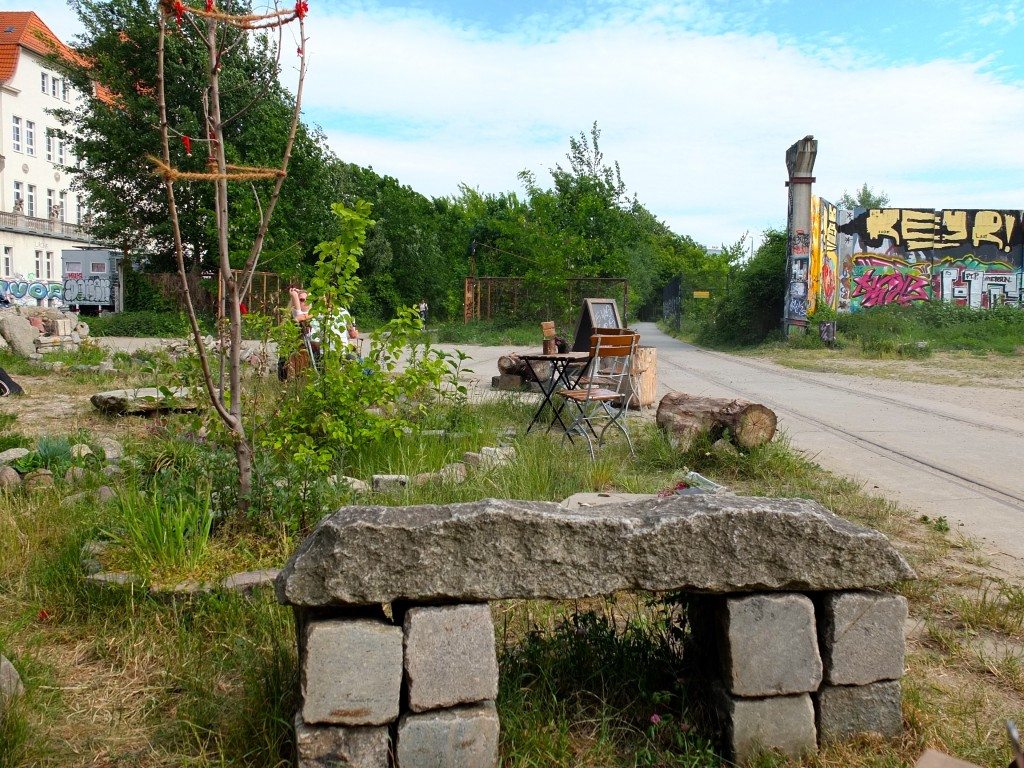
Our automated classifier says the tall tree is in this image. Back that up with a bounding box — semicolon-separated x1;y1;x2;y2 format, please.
53;0;339;274
838;183;891;210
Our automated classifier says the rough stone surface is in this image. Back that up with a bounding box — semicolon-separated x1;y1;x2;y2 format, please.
817;680;902;741
23;469;54;492
85;571;141;587
0;315;40;356
64;467;87;483
462;452;482;468
822;591;908;685
90;388;199;415
371;474;408;493
438;462;468;484
479;446;515;469
97;437;123;463
722;594;822;696
0;655;25;704
294;714;390;768
221;569;281;594
404;604;499;712
0;466;21;489
0;447;29;465
70;444;93;459
396;702;499;768
329;475;369;493
491;373;524;390
102;465;122;478
716;690;817;763
96;486;117;504
302;619;402;726
277;497;915;607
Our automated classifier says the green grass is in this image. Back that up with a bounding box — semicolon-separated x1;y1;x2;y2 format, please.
430;320;542;346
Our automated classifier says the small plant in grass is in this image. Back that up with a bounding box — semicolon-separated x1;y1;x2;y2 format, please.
107;485;214;574
920;514;950;533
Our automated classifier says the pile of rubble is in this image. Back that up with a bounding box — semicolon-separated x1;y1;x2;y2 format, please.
0;306;90;358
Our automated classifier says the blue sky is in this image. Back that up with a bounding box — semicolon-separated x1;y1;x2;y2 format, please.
28;0;1024;248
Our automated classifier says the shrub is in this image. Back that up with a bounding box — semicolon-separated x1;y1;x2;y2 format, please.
107;485;214;572
87;311;215;338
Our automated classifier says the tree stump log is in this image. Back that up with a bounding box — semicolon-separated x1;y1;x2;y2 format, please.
497;354;523;375
656;392;777;452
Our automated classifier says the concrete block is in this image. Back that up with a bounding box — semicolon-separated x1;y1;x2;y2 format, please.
302;619;403;726
822;591;907;685
716;690;817;763
491;374;523;391
817;680;902;742
722;593;822;696
404;604;498;712
294;713;390;767
396;702;499;768
462;452;482;468
437;462;468;484
479;446;515;469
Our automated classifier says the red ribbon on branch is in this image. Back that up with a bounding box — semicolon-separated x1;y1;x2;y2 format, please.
205;0;214;10
181;135;192;157
295;1;309;19
172;0;187;25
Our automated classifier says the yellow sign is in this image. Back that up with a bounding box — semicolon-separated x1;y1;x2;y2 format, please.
692;290;711;299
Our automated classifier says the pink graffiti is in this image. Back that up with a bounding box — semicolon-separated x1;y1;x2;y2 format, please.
852;269;931;307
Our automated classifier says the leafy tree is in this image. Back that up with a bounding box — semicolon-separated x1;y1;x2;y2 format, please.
697;230;787;346
838;183;891;210
53;0;341;274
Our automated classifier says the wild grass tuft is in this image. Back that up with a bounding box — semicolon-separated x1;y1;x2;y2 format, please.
106;485;214;574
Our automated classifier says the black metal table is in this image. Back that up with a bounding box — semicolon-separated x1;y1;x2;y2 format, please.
519;353;591;435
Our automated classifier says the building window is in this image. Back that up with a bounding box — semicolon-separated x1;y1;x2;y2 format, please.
62;79;69;101
27;186;36;218
11;117;22;153
45;252;54;280
13;182;23;212
57;139;65;166
2;247;11;277
59;191;67;221
45;130;53;162
76;195;82;225
25;121;35;156
41;72;48;93
46;189;55;218
51;77;59;98
35;250;42;277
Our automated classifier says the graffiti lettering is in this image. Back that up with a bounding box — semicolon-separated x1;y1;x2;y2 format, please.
851;270;930;307
64;277;112;305
0;279;63;303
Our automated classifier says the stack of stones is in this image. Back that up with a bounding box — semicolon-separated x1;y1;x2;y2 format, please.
295;604;499;767
277;495;916;766
0;307;89;357
690;590;907;761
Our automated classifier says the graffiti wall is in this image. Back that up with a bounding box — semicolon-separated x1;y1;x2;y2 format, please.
821;208;1024;311
809;197;839;313
0;278;64;306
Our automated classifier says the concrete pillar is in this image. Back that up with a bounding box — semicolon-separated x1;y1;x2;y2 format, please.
783;136;818;335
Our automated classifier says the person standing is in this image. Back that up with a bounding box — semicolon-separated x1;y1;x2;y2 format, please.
418;298;428;325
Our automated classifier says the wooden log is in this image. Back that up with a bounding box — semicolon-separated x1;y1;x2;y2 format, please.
497;354;524;375
656;392;777;452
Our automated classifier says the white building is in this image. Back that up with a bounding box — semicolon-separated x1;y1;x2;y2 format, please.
0;11;102;305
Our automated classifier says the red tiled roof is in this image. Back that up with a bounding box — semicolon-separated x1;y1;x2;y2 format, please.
0;11;85;85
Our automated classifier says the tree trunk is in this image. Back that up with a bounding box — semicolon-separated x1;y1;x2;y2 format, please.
656;392;777;452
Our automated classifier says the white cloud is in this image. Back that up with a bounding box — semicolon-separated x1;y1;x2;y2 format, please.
298;7;1024;246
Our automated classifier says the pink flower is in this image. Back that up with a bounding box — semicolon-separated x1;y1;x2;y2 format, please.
650;714;662;725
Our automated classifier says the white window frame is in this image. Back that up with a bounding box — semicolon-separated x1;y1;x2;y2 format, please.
41;72;48;93
46;189;55;217
35;250;42;277
27;185;36;218
11;116;22;153
45;130;53;162
62;79;69;101
57;138;65;166
2;247;12;277
76;195;83;225
51;77;59;98
13;182;23;208
25;120;35;156
59;191;67;221
45;252;54;280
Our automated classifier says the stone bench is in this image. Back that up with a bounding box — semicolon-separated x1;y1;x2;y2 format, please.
276;496;915;767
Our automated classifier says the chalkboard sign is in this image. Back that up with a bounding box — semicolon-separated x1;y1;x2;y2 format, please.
572;298;624;352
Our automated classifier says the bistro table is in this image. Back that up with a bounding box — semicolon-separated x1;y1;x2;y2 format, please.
518;352;592;435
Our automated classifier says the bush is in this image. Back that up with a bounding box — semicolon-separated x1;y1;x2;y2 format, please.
87;311;215;338
697;230;787;347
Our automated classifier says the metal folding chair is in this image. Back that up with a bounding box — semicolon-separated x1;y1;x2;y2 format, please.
555;333;639;459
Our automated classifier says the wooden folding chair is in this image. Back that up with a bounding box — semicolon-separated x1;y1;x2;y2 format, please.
555;333;639;459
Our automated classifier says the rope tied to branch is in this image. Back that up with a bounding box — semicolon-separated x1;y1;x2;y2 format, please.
149;155;286;182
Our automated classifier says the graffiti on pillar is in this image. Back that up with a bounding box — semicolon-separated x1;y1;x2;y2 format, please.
809;197;839;313
835;208;1023;310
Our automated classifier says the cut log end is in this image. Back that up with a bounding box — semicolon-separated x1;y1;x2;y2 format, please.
656;392;777;452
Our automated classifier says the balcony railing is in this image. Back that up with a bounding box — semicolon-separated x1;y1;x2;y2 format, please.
0;211;89;239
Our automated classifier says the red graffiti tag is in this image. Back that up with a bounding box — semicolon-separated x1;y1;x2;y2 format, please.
852;270;930;307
